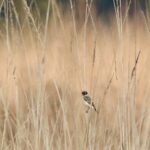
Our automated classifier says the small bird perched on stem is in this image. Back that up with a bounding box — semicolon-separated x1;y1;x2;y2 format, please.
81;91;97;113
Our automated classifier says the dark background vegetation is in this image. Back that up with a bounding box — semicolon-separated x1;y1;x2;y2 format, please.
0;0;149;24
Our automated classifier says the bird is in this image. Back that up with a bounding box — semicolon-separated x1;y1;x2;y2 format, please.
81;91;97;113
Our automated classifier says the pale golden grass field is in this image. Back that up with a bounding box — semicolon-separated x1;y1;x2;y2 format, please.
0;2;150;149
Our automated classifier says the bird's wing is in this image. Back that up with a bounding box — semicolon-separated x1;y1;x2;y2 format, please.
84;96;91;104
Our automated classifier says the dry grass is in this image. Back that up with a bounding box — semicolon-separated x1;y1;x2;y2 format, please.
0;0;150;149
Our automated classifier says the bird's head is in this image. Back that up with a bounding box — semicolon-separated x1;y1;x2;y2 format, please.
82;91;88;96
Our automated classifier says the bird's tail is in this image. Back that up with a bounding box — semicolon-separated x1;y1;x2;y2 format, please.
92;102;97;112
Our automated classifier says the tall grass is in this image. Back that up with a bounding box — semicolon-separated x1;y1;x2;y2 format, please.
0;0;149;149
